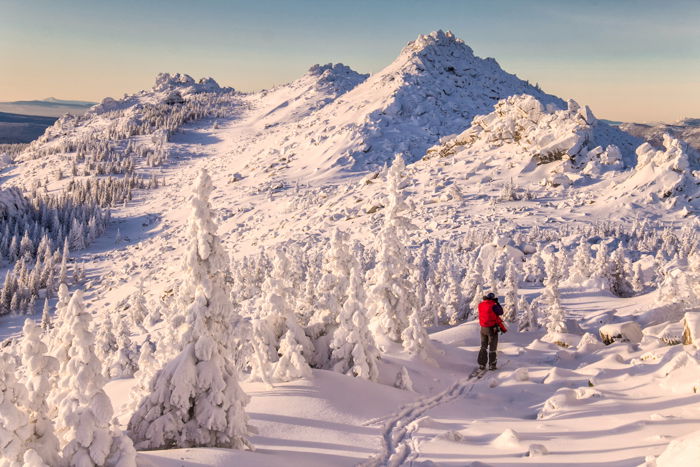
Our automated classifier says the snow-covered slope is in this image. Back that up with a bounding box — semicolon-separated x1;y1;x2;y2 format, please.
251;63;368;128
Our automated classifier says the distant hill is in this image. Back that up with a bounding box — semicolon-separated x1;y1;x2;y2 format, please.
0;111;58;143
620;118;700;151
0;97;96;118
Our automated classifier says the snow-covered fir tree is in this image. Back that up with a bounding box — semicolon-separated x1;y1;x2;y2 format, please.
568;239;592;284
272;330;313;382
609;244;632;297
0;351;34;466
517;295;536;331
502;262;520;322
128;168;253;450
20;319;60;466
330;262;380;381
53;290;136;467
541;282;566;336
254;248;314;372
249;318;278;385
307;229;355;368
40;298;51;331
401;306;433;361
94;314;118;376
469;284;484;320
108;317;138;378
128;336;158;412
127;280;149;331
368;154;416;342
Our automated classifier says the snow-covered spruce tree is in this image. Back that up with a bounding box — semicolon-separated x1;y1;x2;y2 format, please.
249;318;277;386
20;319;60;466
517;295;536;332
272;330;312;382
40;298;51;332
53;290;136;467
127;281;149;331
128;337;158;412
108;317;138;379
252;248;313;377
0;351;34;466
542;282;566;336
330;263;380;381
502;262;519;323
523;249;545;284
368;154;416;343
58;239;69;286
47;283;77;372
568;239;592;284
592;242;610;288
128;168;252;450
306;229;355;369
468;284;484;321
94;314;118;376
401;306;433;361
460;261;484;322
609;244;632;297
630;262;644;294
442;266;463;325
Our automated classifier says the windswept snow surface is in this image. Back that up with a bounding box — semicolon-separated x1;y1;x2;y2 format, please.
2;30;700;466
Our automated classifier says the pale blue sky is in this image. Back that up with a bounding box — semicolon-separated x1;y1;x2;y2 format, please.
1;0;698;121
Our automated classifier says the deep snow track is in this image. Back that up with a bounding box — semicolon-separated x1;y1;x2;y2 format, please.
361;368;489;467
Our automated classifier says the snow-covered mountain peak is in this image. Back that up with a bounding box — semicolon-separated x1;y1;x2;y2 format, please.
401;29;471;58
281;31;568;174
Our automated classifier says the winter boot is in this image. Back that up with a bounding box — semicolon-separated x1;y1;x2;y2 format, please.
479;364;486;371
489;362;497;371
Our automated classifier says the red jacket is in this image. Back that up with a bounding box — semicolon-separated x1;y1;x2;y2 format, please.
478;299;507;332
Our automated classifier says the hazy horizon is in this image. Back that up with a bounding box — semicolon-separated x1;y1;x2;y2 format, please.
1;0;698;123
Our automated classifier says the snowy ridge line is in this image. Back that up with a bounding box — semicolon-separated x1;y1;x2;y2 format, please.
360;364;496;467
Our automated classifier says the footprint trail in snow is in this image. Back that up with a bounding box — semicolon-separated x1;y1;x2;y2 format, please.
362;366;492;467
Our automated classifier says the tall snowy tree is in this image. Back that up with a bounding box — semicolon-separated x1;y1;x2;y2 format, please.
401;306;433;361
569;239;592;284
541;282;566;335
128;281;149;331
128;168;253;450
40;298;51;332
108;317;138;379
517;295;536;332
368;154;416;343
609;244;632;297
53;290;136;467
255;248;314;369
20;319;60;466
307;229;355;368
502;262;520;322
330;263;380;381
249;318;278;386
0;352;34;466
58;239;69;286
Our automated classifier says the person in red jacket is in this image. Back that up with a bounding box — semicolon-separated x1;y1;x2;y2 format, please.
477;292;507;370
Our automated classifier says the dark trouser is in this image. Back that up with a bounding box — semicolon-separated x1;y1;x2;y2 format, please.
478;326;499;367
